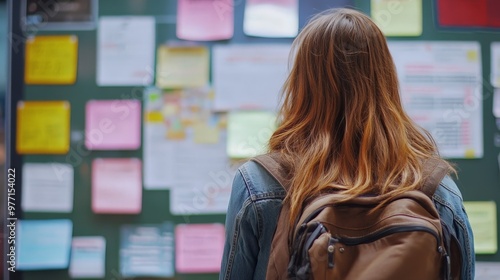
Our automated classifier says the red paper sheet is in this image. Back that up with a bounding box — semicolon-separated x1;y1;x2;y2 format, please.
438;0;500;28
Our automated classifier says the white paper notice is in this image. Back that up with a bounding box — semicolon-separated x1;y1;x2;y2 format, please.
493;89;500;118
143;122;176;189
170;132;234;215
389;41;483;158
244;0;298;38
492;42;500;88
476;262;500;279
69;237;106;279
213;44;290;111
97;16;155;86
21;163;74;212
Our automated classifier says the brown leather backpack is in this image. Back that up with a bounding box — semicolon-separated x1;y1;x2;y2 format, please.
253;154;461;280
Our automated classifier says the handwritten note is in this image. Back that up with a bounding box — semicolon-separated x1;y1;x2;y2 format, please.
91;158;142;214
463;201;497;254
69;237;106;279
244;0;298;38
17;101;70;154
227;111;276;158
371;0;422;36
21;163;73;212
175;224;225;273
85;100;142;150
97;16;155;86
17;219;73;270
156;46;209;88
25;35;78;84
176;0;234;41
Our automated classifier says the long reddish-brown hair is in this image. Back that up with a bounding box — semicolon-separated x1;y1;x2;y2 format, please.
269;8;453;223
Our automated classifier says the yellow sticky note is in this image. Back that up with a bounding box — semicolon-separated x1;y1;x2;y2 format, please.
193;123;219;144
25;35;78;84
371;0;422;37
463;201;497;254
227;111;276;158
146;111;164;123
156;46;209;89
17;101;71;154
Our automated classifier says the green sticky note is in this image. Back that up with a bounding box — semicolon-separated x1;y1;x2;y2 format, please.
463;201;498;254
227;111;277;159
371;0;422;37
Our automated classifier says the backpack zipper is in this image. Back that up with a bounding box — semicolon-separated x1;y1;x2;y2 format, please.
325;226;448;276
301;204;444;252
336;225;441;247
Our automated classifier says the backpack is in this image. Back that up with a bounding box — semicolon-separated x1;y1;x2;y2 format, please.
252;153;461;280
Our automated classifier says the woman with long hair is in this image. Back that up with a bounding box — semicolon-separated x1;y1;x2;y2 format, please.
220;8;474;280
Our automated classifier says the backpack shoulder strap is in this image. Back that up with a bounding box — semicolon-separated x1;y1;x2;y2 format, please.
251;153;290;190
420;158;450;197
252;153;292;280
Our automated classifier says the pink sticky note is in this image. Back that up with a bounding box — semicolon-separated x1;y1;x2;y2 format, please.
176;0;234;41
92;158;142;214
175;224;225;273
85;100;141;150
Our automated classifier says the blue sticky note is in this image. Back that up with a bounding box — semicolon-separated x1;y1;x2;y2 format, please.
120;223;174;277
16;219;73;270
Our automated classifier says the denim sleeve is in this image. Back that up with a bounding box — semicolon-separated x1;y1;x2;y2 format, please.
434;176;475;280
220;170;259;280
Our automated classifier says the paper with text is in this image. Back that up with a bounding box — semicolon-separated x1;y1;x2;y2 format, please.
91;158;142;214
21;163;73;212
371;0;422;36
244;0;298;38
120;223;174;277
463;201;497;254
227;111;276;158
389;41;483;158
17;101;70;154
85;99;142;150
69;237;106;278
97;16;155;86
25;35;78;84
169;133;234;214
492;42;500;88
493;89;500;118
176;0;233;41
213;44;290;111
156;46;209;88
17;219;73;270
476;262;500;279
175;224;225;273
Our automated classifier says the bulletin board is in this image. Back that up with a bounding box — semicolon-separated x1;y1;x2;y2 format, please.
5;1;500;280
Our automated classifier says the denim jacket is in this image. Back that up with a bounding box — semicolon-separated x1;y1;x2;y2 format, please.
220;161;475;280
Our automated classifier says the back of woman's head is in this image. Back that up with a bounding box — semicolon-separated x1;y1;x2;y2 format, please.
269;8;452;222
